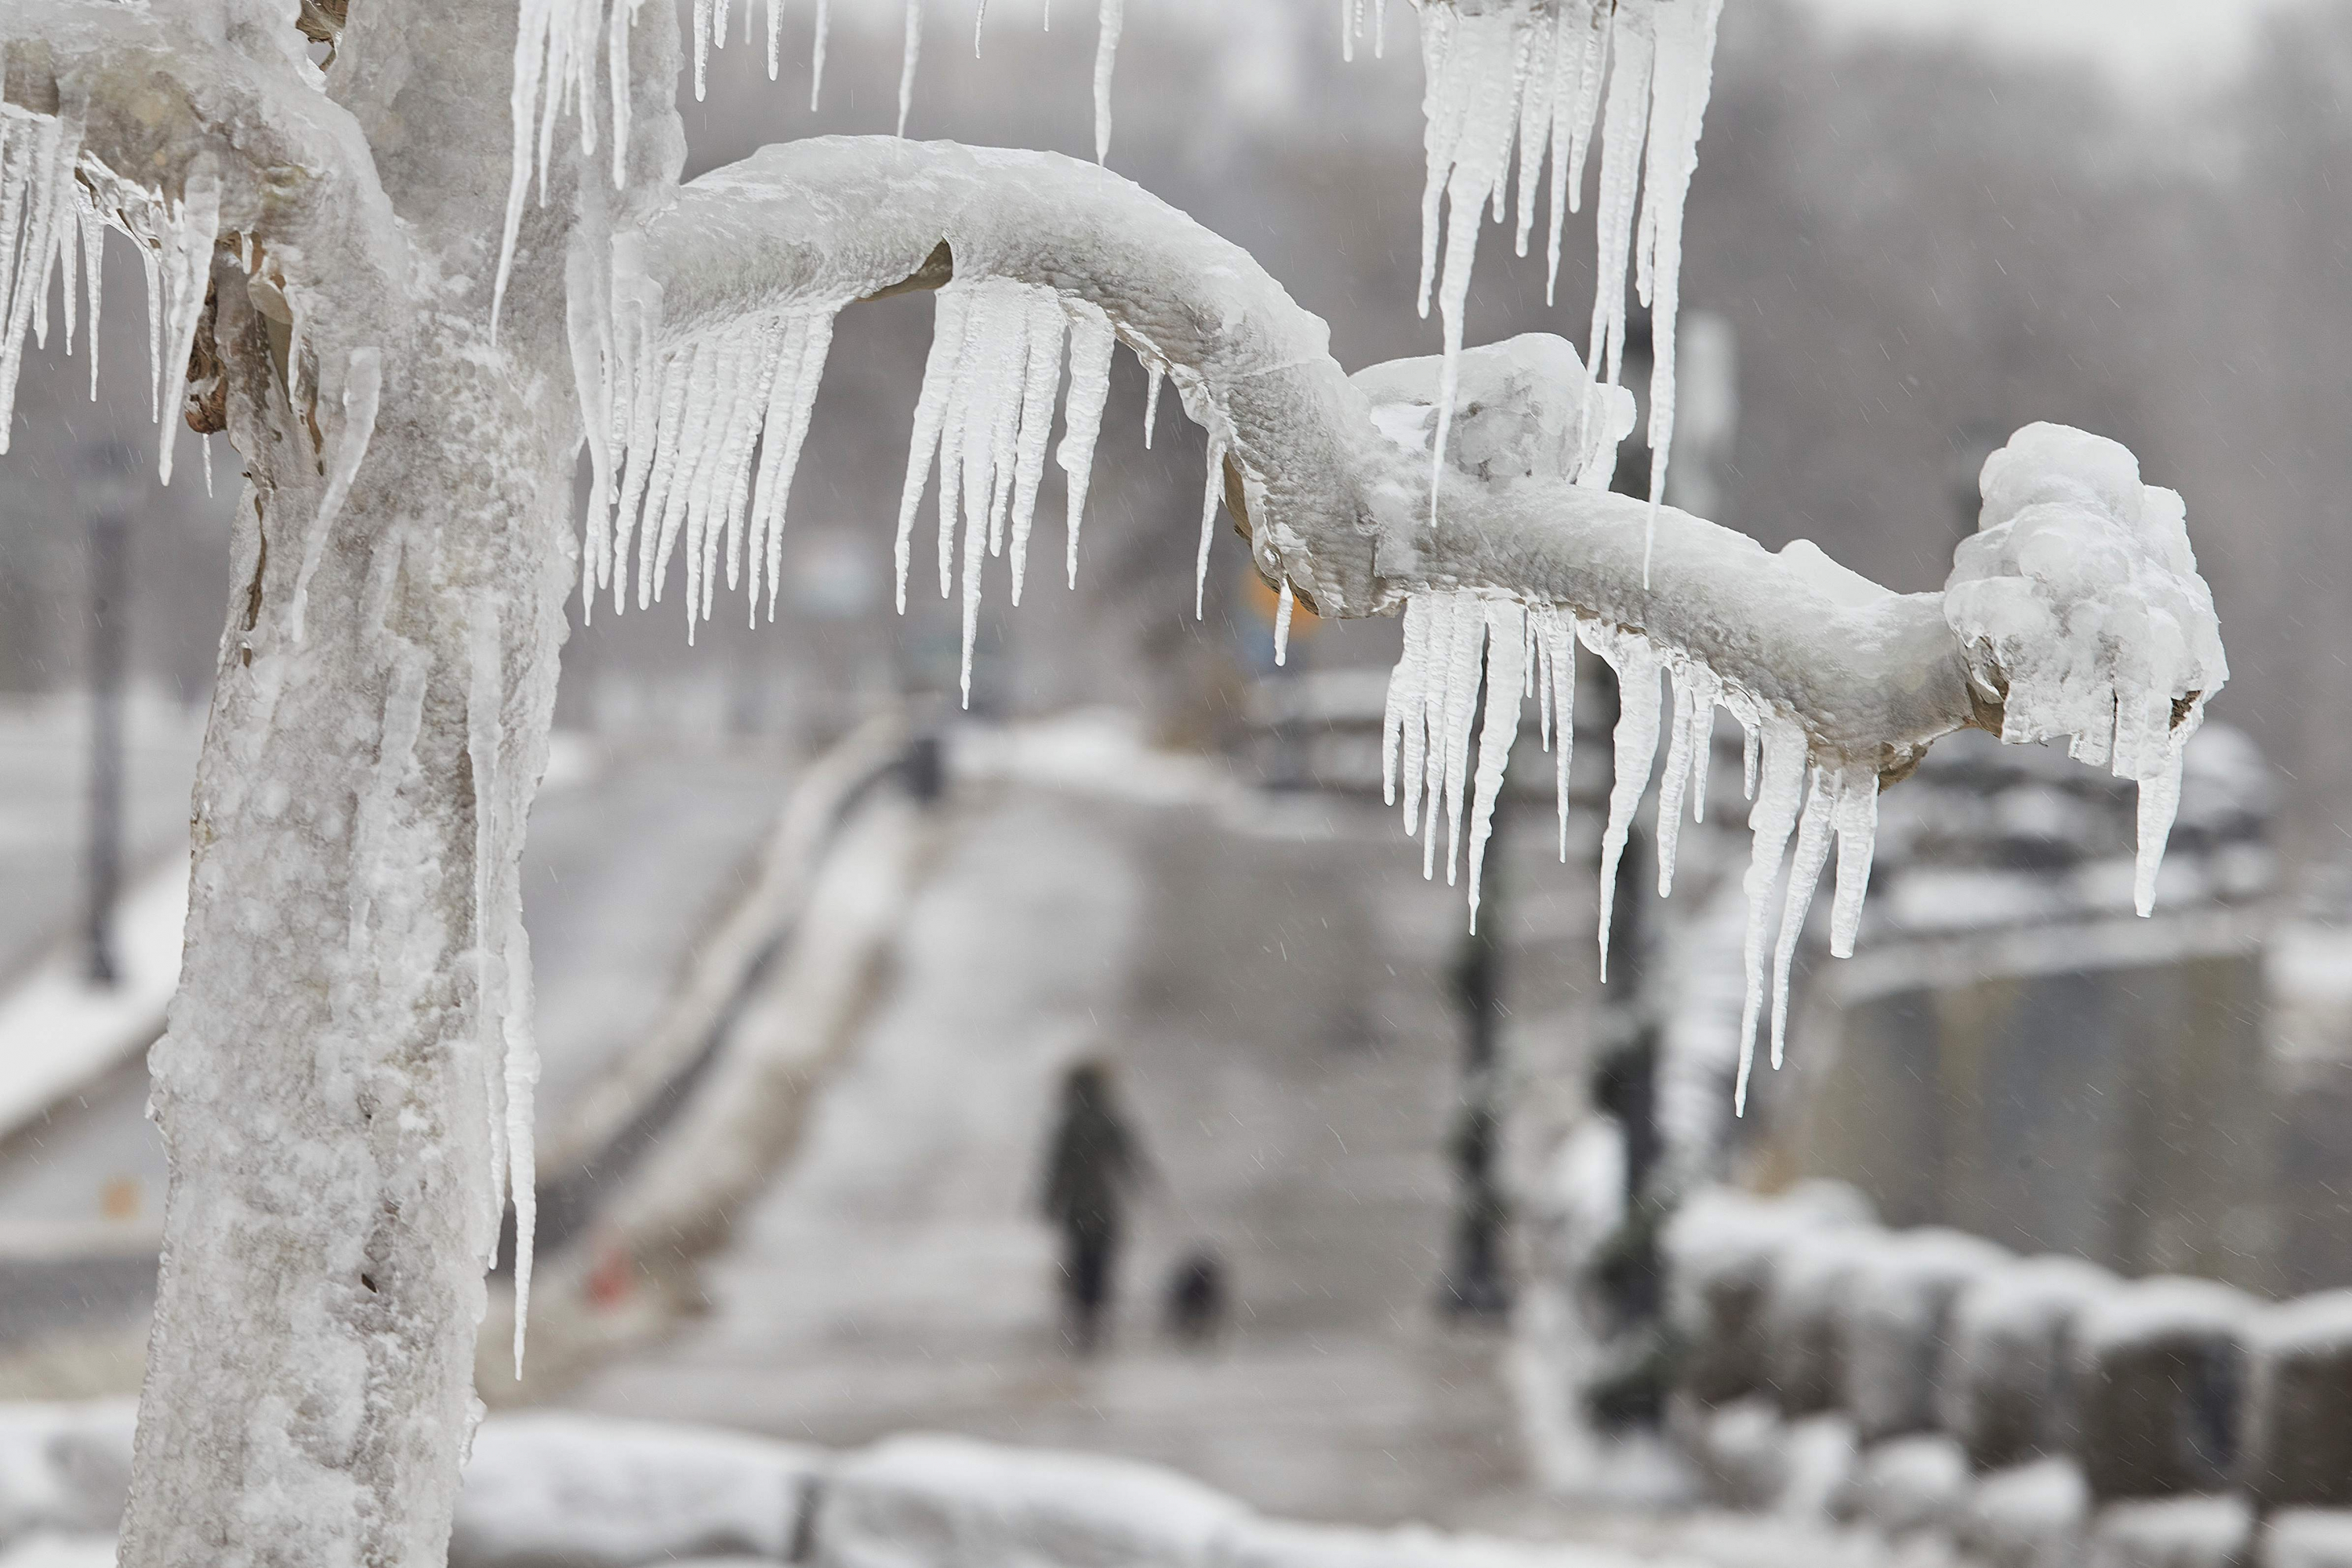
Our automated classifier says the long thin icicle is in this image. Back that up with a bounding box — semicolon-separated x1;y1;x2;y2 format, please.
1195;434;1224;619
1465;599;1527;931
1769;767;1834;1071
1588;625;1661;979
1829;764;1878;958
1734;718;1805;1115
1094;0;1125;164
898;0;923;136
1057;303;1115;590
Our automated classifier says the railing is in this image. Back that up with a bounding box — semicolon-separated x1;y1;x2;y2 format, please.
1661;1183;2352;1568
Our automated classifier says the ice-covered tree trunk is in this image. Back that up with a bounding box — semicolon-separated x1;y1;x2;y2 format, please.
128;314;568;1568
110;5;678;1563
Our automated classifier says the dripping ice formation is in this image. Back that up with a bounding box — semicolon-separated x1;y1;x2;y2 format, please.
575;281;844;643
888;276;1146;706
1945;423;2227;919
1405;0;1724;549
1381;587;1881;1116
0;110;234;492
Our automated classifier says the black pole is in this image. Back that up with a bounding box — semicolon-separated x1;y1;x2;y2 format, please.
85;452;129;988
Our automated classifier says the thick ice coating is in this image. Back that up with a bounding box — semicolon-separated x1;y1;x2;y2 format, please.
1945;423;2227;916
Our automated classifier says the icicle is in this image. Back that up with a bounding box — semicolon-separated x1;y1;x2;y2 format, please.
54;171;76;360
152;164;221;487
693;0;713;99
750;310;837;622
1770;767;1834;1070
0;111;87;447
1436;596;1486;884
1532;605;1577;861
1653;666;1697;896
767;0;782;80
1194;436;1223;619
1588;626;1661;980
1829;763;1878;957
504;913;539;1375
811;0;833;109
1093;0;1123;164
201;434;213;497
1195;439;1232;620
465;593;507;1261
898;0;922;137
139;242;160;426
622;350;693;612
1056;303;1115;590
1274;578;1296;666
1510;7;1557;261
1733;719;1805;1115
81;205;103;402
1688;674;1716;824
897;288;971;612
1637;0;1726;579
2134;749;2184;919
1385;593;1432;812
1465;599;1527;931
1143;361;1163;448
1399;594;1450;837
1587;14;1652;390
1742;718;1759;798
288;348;383;644
1007;294;1065;605
974;0;989;54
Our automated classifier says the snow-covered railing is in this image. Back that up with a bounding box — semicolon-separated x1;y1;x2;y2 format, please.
1657;1185;2352;1568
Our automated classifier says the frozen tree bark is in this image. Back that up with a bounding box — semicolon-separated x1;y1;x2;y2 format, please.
0;0;2225;1562
0;2;679;1563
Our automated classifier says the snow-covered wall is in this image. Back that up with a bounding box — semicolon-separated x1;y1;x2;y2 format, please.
1654;1184;2352;1568
0;1407;1699;1568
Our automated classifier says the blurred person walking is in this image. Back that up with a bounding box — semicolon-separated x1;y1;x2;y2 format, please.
1040;1058;1152;1354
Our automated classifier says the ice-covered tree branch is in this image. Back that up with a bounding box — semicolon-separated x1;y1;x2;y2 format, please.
616;135;2223;1097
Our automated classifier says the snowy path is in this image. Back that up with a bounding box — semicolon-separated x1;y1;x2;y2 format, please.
561;784;1530;1528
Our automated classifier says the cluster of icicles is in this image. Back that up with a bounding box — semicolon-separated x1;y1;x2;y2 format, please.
684;0;1127;154
1410;0;1724;562
1385;589;1878;1115
580;271;1228;710
0;104;222;490
576;285;844;637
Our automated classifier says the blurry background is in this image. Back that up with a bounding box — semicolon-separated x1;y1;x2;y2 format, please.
2;0;2351;1559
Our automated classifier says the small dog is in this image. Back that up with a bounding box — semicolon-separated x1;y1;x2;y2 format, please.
1164;1247;1228;1345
